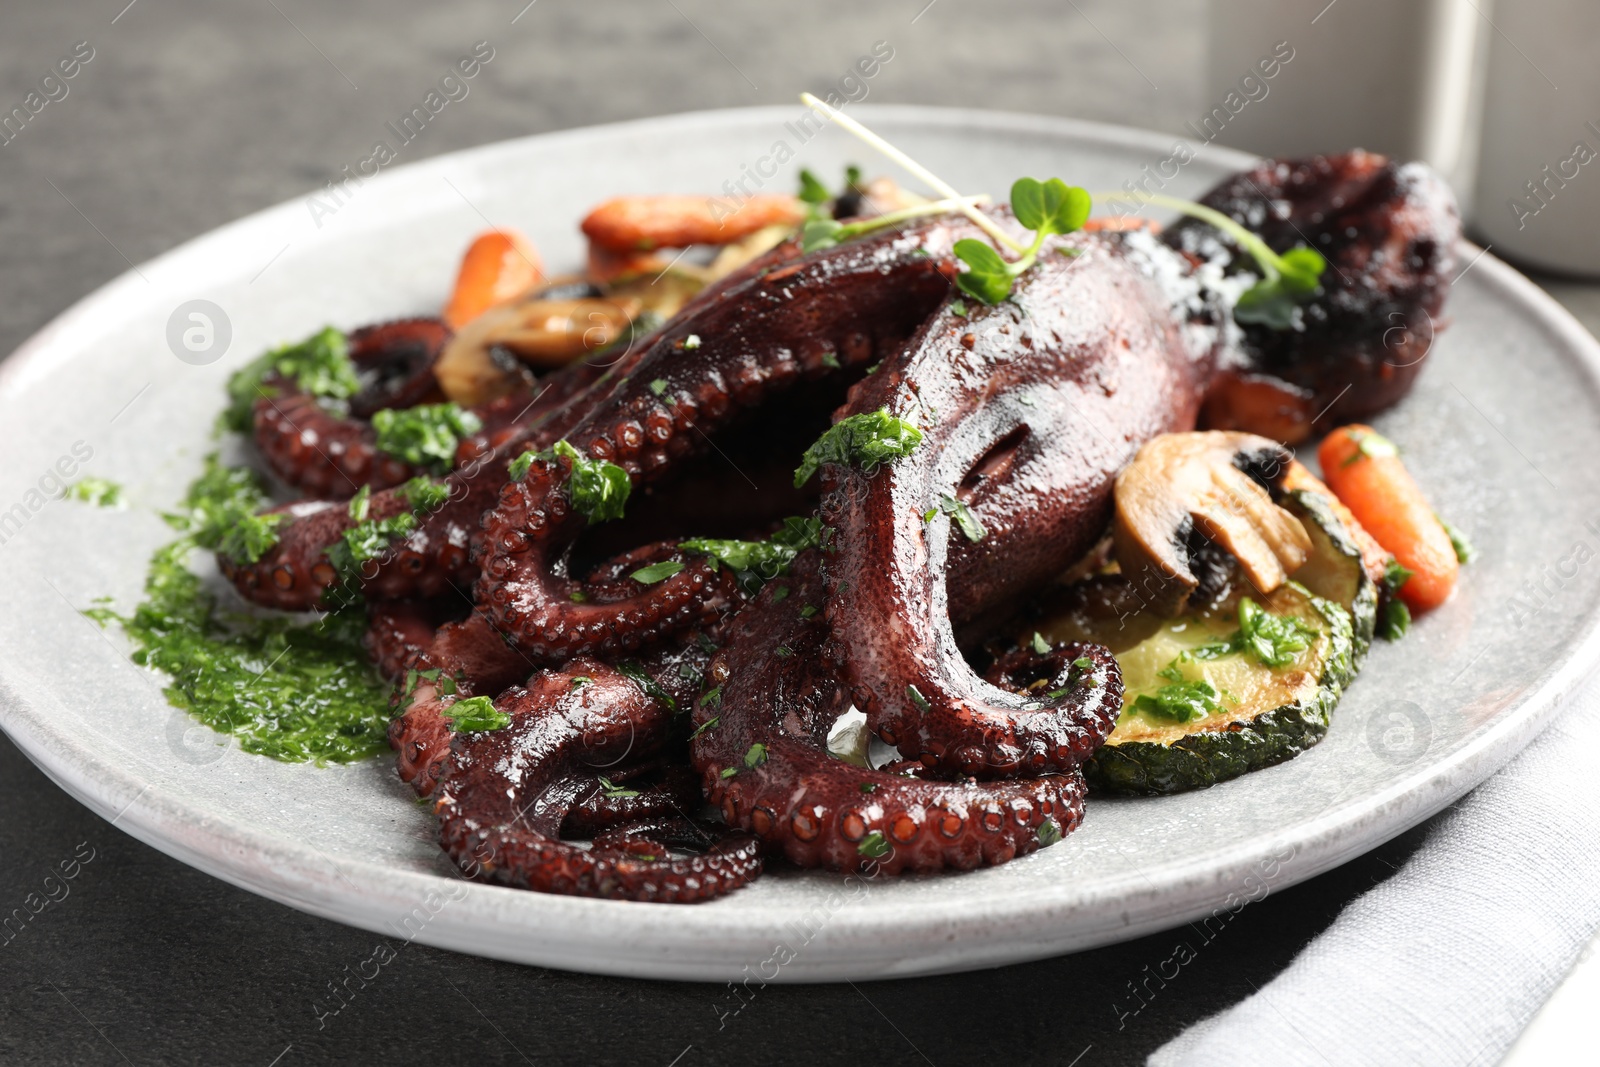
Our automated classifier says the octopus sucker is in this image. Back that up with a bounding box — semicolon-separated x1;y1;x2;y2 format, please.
691;556;1087;875
434;660;761;902
203;150;1461;902
253;317;452;498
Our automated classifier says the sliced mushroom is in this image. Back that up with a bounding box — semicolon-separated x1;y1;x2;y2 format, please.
434;294;643;406
1113;431;1312;615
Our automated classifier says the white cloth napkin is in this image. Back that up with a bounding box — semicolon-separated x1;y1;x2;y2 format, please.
1150;672;1600;1067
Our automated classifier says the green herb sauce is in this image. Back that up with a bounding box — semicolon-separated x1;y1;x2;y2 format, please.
87;452;394;763
87;538;390;763
66;478;124;507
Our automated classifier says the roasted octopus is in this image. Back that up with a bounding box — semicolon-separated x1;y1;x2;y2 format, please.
217;150;1459;902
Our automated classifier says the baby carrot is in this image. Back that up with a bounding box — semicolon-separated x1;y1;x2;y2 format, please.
443;229;543;329
1318;424;1458;612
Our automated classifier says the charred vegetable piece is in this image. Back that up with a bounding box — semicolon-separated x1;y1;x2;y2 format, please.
1037;497;1369;795
1281;489;1379;660
1082;579;1354;795
1112;431;1311;615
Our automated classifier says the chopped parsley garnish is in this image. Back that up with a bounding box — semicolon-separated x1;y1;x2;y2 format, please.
906;684;930;712
1383;558;1414;593
857;831;891;858
347;484;373;521
701;686;723;708
1438;515;1476;564
616;661;676;712
689;715;719;740
1132;679;1221;723
597;776;639;799
630;560;685;584
505;440;630;526
550;440;629;524
326;511;417;586
938;493;986;542
793;409;923;487
954;177;1091;304
799;604;819;619
398;476;451;514
1343;428;1399;466
443;696;511;733
172;453;285;565
571;675;592;688
922;507;938;524
223;327;356;433
1378;598;1412;642
743;743;769;769
720;766;739;779
649;379;669;396
859;782;877;794
949;299;967;318
1237;597;1318;668
821;351;841;370
568;590;588;603
401;668;456;701
680;515;822;592
66;477;122;508
1030;632;1051;655
1036;818;1063;846
1162;599;1318;672
772;585;790;602
371;403;482;473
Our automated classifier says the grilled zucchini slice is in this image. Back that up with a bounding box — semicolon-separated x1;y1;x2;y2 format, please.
1038;490;1375;795
1082;580;1354;795
1281;488;1378;660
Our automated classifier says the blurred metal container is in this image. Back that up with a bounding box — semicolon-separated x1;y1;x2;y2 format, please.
1205;0;1488;198
1471;0;1600;276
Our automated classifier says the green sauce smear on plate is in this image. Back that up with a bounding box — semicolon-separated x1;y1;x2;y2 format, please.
88;532;390;764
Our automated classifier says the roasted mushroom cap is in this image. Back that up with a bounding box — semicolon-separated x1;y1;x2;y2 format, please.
1113;431;1312;615
434;292;643;406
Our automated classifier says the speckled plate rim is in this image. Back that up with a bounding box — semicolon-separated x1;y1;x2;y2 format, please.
4;105;1600;983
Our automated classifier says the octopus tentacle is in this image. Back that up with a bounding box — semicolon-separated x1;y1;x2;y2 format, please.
390;607;716;798
223;315;677;613
1165;150;1460;439
347;318;451;417
253;318;451;498
476;454;739;662
819;230;1208;777
560;765;703;839
476;218;967;662
436;659;761;902
692;557;1086;875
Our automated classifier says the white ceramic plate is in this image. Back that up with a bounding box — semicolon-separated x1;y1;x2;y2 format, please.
3;107;1598;983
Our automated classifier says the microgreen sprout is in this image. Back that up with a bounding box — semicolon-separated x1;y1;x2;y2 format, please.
796;93;1087;303
1089;191;1328;329
951;177;1091;304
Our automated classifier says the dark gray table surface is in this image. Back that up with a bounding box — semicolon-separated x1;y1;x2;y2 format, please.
1;3;1590;1065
